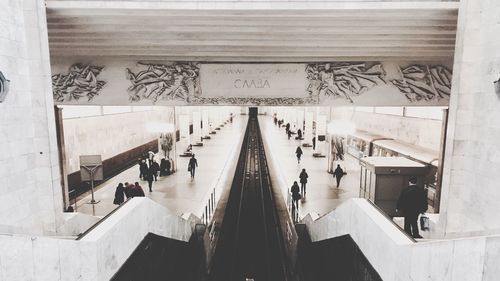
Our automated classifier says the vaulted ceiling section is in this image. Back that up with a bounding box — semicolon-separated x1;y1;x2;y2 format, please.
46;1;459;62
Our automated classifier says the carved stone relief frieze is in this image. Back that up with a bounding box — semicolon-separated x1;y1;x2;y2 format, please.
125;62;200;103
52;63;106;102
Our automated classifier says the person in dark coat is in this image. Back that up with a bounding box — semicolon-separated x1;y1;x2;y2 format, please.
333;164;344;188
299;169;308;195
165;159;171;175
124;182;133;199
113;183;125;205
295;146;303;163
146;171;154;192
160;158;168;176
188;154;198;179
312;136;316;150
291;181;301;209
397;177;428;238
150;160;160;181
296;129;303;140
288;129;292;140
285;123;290;134
139;159;148;180
133;182;145;197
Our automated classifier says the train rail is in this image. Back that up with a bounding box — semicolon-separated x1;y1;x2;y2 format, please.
208;115;289;281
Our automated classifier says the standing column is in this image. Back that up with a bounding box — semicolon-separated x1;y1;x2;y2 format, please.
179;114;190;154
202;108;210;138
304;111;314;146
315;114;327;157
192;109;202;145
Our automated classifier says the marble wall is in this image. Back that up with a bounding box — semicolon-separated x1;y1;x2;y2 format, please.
305;198;500;281
62;107;174;173
0;0;63;234
439;0;500;236
0;197;195;281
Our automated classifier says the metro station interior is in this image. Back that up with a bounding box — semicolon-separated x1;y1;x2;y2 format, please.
1;0;499;280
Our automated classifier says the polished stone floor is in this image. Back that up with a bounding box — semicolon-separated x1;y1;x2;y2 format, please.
259;115;361;220
75;116;247;217
75;114;360;222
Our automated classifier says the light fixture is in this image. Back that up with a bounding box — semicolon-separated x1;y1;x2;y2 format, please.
0;71;10;103
494;77;500;96
327;120;356;136
146;122;175;133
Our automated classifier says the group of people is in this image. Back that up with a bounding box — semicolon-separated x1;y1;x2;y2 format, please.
290;168;309;210
139;157;168;192
113;182;146;205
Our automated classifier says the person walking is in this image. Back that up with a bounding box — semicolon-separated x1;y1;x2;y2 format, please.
139;159;148;180
188;154;198;179
299;169;308;195
113;183;125;205
396;177;428;238
291;181;301;210
295;146;303;163
285;123;290;134
133;182;145;197
146;171;154;192
333;164;345;188
151;160;160;181
312;136;316;150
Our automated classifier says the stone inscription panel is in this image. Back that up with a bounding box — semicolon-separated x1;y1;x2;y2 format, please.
200;64;307;98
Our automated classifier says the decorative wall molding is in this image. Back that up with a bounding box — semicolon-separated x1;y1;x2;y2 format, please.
306;63;386;103
52;61;452;106
391;65;452;102
0;71;10;103
125;62;200;103
52;63;106;102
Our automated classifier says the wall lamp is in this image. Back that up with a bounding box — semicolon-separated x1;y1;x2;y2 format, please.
0;71;10;103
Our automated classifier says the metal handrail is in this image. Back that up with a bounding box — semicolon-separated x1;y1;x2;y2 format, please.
76;198;132;240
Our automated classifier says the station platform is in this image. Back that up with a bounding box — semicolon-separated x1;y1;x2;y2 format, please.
75;115;247;218
259;115;361;219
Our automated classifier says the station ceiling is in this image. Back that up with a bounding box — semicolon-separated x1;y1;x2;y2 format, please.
45;1;459;62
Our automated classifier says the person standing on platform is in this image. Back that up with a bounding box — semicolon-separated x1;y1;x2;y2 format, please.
291;181;301;210
124;182;133;199
288;129;292;140
296;129;303;140
113;183;125;205
133;182;145;197
285;123;290;134
299;169;308;195
151;160;160;181
312;136;316;150
295;146;303;163
333;164;345;188
139;159;148;180
160;158;167;176
188;154;198;179
396;177;427;238
146;171;154;192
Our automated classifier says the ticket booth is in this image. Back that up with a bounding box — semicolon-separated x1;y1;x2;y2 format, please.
359;157;429;217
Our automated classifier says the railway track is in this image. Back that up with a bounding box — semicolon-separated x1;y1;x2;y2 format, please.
208;115;289;281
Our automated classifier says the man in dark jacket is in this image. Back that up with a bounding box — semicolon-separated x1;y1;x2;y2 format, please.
188;154;198;179
150;160;160;181
295;146;303;163
333;165;344;187
299;169;308;194
160;158;168;176
139;159;148;180
397;177;428;238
